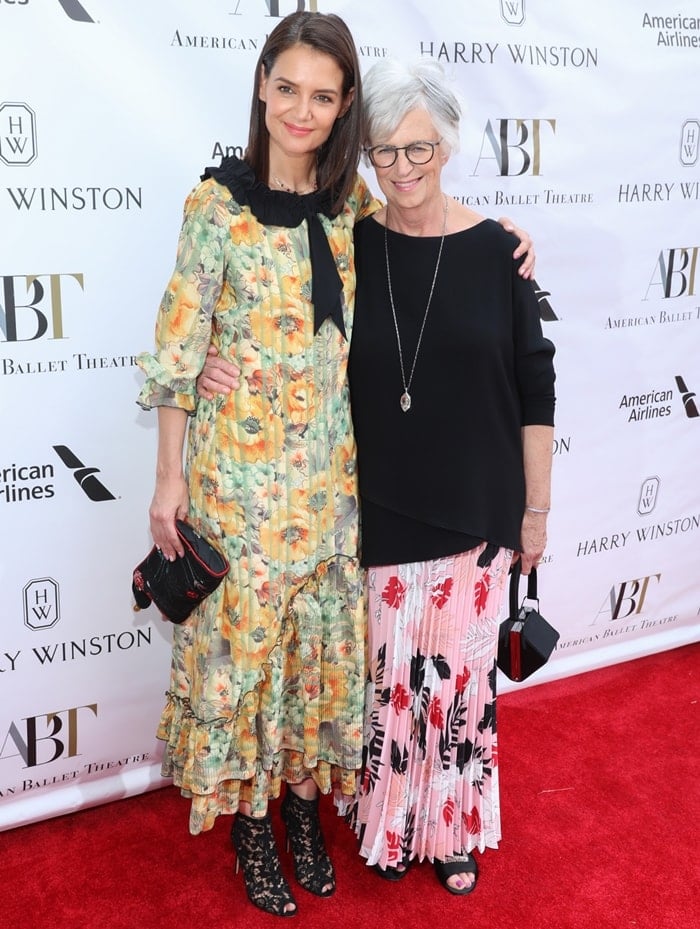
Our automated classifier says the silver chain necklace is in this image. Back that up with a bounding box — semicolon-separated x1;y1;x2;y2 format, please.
384;195;448;412
271;174;317;195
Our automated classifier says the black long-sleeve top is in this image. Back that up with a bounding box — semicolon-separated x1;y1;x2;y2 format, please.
348;216;556;567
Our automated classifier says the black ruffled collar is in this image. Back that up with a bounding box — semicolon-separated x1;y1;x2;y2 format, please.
202;157;345;337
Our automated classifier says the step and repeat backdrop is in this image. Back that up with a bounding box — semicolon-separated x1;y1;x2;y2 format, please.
1;0;698;830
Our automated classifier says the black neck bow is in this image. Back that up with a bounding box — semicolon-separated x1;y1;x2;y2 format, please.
201;156;346;338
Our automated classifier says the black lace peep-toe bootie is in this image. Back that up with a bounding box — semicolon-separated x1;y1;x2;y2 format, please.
280;789;336;897
231;812;297;917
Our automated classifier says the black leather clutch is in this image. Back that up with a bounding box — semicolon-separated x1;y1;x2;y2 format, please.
131;520;229;624
497;562;559;682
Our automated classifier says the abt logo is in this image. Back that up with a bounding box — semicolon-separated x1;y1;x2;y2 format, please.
0;273;84;341
0;704;97;767
472;119;556;176
229;1;319;13
644;247;698;299
595;574;660;623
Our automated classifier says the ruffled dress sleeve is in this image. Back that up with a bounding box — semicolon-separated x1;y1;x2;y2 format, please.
136;181;228;411
350;173;382;223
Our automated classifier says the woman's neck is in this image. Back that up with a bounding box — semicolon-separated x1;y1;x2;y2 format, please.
385;194;449;236
268;155;317;194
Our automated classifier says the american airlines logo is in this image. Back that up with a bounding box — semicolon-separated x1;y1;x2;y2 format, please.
57;0;94;22
53;445;116;501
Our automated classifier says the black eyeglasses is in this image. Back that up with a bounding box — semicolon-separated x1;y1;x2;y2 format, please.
365;138;443;168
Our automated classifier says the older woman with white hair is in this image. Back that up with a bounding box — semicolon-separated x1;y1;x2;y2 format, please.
345;58;555;895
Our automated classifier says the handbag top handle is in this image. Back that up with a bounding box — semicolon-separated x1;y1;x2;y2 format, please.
509;561;538;616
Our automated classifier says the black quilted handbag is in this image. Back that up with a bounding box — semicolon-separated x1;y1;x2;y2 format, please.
497;562;559;682
131;520;229;624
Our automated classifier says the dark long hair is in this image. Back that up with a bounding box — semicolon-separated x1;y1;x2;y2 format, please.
245;11;363;214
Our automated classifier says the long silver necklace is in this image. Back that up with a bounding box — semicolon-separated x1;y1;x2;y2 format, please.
384;195;448;412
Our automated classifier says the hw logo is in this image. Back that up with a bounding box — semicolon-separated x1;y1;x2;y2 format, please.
637;477;659;516
680;119;699;166
57;0;94;22
500;0;525;26
0;704;98;767
0;273;84;341
23;578;60;631
596;574;661;623
644;248;698;300
675;376;699;418
53;445;116;501
0;102;37;167
472;119;556;176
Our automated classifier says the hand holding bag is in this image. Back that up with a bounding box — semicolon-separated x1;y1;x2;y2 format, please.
497;561;559;682
131;520;229;624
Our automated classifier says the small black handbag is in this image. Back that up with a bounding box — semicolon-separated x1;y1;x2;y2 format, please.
131;520;229;624
497;562;559;682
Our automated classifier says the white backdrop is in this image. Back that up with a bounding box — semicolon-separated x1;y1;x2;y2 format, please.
1;0;698;831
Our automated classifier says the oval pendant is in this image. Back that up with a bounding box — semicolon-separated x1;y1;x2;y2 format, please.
400;391;411;412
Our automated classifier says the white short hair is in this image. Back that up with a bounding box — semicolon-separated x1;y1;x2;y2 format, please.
362;58;461;156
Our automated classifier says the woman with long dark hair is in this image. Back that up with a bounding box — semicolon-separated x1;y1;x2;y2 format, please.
138;13;375;918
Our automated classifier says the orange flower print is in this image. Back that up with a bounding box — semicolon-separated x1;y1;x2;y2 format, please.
431;577;453;609
271;230;293;258
284;374;316;425
230;217;251;245
381;576;406;609
259;507;310;560
246;368;263;395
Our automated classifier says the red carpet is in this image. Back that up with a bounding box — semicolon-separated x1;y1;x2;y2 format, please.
3;643;698;929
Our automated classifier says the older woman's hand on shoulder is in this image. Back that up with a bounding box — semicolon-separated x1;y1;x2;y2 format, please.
499;216;536;279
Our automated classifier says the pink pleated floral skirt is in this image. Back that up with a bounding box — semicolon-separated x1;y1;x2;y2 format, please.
345;544;512;868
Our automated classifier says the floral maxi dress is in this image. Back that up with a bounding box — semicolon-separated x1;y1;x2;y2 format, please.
137;162;377;834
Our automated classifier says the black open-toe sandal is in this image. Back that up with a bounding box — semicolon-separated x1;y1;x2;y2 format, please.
373;859;412;881
434;853;479;895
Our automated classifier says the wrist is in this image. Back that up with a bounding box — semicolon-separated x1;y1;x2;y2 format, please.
156;466;185;481
525;505;550;514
